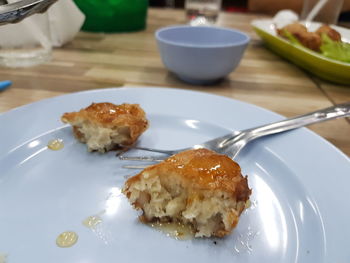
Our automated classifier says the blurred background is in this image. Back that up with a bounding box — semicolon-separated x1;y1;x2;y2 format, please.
150;0;248;12
149;0;350;22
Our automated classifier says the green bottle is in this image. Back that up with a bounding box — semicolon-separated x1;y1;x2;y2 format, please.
74;0;148;33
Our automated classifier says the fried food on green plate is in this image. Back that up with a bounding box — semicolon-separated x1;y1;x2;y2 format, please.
277;23;322;51
316;25;342;42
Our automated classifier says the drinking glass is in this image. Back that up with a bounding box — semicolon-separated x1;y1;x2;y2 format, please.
185;0;222;26
0;12;52;68
300;0;344;24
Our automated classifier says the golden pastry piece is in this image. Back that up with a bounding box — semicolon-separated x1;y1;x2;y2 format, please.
316;25;342;42
277;23;322;51
277;22;308;36
123;149;251;238
61;102;148;152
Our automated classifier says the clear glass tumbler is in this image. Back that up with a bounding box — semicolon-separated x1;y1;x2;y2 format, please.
300;0;344;24
185;0;222;26
0;11;52;68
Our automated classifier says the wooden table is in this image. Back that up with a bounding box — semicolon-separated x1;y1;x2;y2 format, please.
0;8;349;156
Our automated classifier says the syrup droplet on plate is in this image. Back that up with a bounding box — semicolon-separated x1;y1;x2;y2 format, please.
233;226;260;255
149;221;195;240
82;215;102;229
47;139;64;150
0;253;7;263
56;231;78;248
245;199;251;209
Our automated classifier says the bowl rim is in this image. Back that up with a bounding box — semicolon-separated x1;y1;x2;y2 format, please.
155;25;250;48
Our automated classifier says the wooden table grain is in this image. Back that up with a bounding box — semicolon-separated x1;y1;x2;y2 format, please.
0;8;349;156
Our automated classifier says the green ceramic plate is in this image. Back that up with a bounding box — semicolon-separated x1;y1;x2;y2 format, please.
251;19;350;85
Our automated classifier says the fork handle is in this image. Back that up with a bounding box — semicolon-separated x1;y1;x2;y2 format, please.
244;102;350;140
0;0;58;25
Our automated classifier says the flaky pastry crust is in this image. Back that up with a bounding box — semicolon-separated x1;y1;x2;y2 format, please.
123;149;251;238
61;102;148;152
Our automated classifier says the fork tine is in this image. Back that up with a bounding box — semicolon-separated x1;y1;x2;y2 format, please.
118;155;166;162
132;146;175;155
115;147;131;157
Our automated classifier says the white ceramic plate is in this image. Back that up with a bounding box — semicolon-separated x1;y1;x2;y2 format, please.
0;87;349;263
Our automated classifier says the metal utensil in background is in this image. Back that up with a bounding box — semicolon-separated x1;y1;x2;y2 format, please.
301;0;344;24
0;0;58;25
120;102;350;168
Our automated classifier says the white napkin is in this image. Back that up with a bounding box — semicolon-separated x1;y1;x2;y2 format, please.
273;10;299;28
0;0;85;48
48;0;85;47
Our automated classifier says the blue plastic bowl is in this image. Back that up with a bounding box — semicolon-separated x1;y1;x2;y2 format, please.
155;25;250;85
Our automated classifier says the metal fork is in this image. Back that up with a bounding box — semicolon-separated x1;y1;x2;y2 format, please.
0;0;58;25
119;102;350;168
